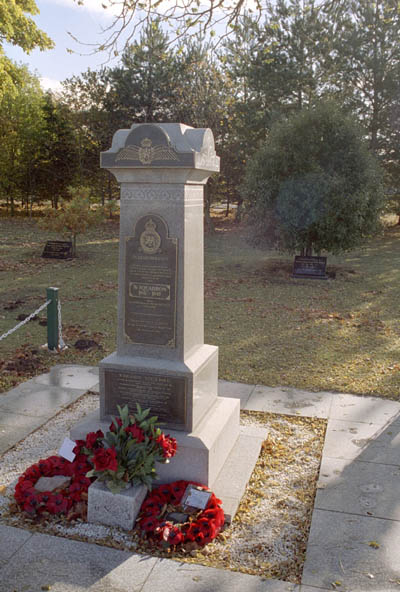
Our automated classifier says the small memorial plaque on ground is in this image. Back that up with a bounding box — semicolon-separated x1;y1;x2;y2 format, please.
293;256;328;279
42;240;73;259
182;484;212;510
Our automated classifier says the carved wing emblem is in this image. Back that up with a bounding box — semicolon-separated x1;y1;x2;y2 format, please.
115;138;179;164
115;146;141;162
151;145;179;161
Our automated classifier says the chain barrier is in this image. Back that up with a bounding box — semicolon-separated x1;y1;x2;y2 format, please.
57;299;65;350
0;299;51;343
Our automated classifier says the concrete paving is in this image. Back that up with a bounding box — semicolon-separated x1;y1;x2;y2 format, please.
1;366;400;591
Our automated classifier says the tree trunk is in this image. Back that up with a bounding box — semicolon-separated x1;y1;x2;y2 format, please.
225;195;230;217
235;198;244;223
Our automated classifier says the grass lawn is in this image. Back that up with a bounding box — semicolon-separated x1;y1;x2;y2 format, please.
1;213;400;399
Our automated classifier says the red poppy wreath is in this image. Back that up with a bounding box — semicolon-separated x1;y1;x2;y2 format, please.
14;441;92;518
137;480;225;549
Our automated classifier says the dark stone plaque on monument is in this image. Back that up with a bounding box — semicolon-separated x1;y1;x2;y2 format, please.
104;369;187;429
42;240;73;259
124;214;177;346
293;256;328;279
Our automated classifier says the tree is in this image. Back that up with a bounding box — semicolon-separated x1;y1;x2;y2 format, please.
39;186;103;256
0;64;47;216
36;92;80;210
241;102;385;255
331;0;400;159
0;0;53;97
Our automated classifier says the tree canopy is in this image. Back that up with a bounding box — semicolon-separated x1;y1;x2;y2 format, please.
241;102;385;255
0;0;53;97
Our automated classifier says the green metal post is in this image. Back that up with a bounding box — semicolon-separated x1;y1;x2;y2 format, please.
46;287;59;351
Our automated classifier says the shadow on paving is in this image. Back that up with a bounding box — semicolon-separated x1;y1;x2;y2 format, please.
302;408;400;591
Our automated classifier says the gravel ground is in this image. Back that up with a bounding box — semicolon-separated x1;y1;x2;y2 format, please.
0;394;326;584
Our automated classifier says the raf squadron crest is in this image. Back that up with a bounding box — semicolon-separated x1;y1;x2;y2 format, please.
116;137;179;165
139;218;161;254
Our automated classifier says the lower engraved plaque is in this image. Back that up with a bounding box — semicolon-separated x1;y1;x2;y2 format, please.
104;370;187;429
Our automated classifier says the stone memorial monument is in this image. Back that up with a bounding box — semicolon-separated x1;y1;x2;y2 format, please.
72;123;240;487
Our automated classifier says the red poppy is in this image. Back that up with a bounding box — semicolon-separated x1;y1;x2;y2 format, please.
197;517;218;543
202;507;225;527
93;447;118;472
169;481;188;502
140;516;160;532
46;493;71;514
125;424;145;443
168;526;184;545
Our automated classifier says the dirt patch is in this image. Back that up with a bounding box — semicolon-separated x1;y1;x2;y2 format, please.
0;345;50;392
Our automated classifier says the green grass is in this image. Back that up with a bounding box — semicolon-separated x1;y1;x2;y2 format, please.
1;215;400;399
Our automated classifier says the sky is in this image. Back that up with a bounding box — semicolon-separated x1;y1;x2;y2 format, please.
5;0;124;92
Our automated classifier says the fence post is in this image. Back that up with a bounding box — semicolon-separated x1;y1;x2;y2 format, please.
46;287;59;351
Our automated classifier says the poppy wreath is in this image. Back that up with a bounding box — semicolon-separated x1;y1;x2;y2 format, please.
14;441;93;517
137;480;225;549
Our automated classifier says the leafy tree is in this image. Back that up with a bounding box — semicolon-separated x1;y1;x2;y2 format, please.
61;68;119;204
241;102;385;255
0;64;46;215
36;92;80;209
39;186;103;256
0;0;53;97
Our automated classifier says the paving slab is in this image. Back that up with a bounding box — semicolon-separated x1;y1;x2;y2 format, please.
245;385;332;418
0;410;47;454
141;558;300;592
315;456;400;519
323;418;400;464
218;379;256;407
0;530;157;592
33;364;99;390
0;525;32;562
329;393;400;424
302;509;400;591
0;383;86;417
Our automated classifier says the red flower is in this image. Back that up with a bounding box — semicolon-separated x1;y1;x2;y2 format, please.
125;424;145;442
168;526;184;545
46;493;71;514
197;517;218;543
140;516;160;532
93;447;118;472
156;434;177;459
85;430;104;450
109;417;123;433
72;454;91;476
24;465;41;481
73;440;86;454
169;481;187;502
202;507;225;528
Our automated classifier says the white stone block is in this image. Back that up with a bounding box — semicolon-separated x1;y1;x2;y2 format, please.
87;480;148;531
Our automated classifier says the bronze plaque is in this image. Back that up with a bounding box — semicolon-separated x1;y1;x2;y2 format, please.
104;369;187;428
125;214;177;346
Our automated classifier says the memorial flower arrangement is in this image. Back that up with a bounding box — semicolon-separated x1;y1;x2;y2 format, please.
14;404;177;516
137;480;225;549
14;444;93;518
79;404;177;494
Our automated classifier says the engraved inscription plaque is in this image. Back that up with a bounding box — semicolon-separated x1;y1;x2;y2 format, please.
104;369;187;428
125;214;177;346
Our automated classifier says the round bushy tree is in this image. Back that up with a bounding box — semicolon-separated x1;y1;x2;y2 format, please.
241;102;385;255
